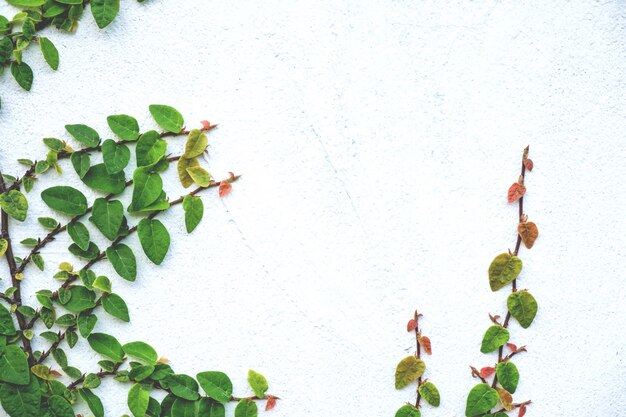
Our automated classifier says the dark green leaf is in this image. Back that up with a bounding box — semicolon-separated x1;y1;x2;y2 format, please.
137;218;170;264
48;395;74;417
136;130;166;167
41;186;88;215
129;167;163;211
182;195;203;233
69;241;100;260
79;388;104;417
102;139;131;174
0;345;30;385
395;404;421;417
70;151;91;179
129;364;154;382
107;114;139;141
32;253;44;270
81;163;126;194
87;333;124;362
91;0;119;28
65;124;99;147
234;399;257;417
0;373;40;417
43;138;65;152
164;374;199;401
0;190;28;221
495;362;519;394
480;325;510;354
38;216;59;230
465;383;499;417
507;290;538;329
149;104;184;133
10;62;33;91
0;303;17;335
77;313;97;338
196;371;232;403
68;221;90;251
64;286;96;313
52;348;67;367
123;341;157;364
90;198;124;240
106;244;136;281
67;331;78;347
102;292;129;322
39;37;59;70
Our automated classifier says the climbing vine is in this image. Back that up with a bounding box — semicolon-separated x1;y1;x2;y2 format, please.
1;0;142;107
464;146;537;417
394;311;440;417
0;104;277;417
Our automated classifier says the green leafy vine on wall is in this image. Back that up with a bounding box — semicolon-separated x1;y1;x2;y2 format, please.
464;146;537;417
1;0;142;107
0;104;278;417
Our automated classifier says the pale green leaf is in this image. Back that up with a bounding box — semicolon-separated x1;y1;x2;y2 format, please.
149;104;184;133
480;325;510;354
507;290;538;329
488;253;522;291
395;356;425;389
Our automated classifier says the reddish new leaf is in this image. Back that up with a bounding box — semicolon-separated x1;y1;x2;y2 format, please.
518;403;527;417
507;343;518;352
266;395;277;411
49;370;62;377
407;319;417;332
507;182;526;203
218;181;232;197
524;158;534;171
518;221;539;249
201;120;211;130
479;366;495;378
418;335;432;355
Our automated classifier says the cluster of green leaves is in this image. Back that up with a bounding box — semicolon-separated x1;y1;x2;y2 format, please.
0;0;147;107
0;105;275;416
394;313;440;417
465;148;536;417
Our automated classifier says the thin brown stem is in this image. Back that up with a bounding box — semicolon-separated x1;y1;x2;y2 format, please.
413;310;422;408
67;359;123;391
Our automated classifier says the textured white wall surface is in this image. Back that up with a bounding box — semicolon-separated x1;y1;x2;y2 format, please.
0;1;625;416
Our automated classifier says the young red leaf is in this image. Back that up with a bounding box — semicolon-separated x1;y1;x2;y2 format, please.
524;158;534;171
418;335;432;355
407;319;417;332
507;183;526;203
507;343;518;352
200;120;211;130
518;403;527;417
49;369;62;377
266;395;277;411
518;221;539;249
479;366;495;378
218;181;232;197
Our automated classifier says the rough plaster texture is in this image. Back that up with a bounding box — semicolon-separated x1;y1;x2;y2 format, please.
0;1;625;416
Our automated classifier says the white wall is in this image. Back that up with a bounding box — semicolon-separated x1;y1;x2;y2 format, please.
0;1;625;416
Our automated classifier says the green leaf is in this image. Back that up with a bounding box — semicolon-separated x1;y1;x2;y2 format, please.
136;130;166;167
247;370;268;398
0;374;40;417
68;221;90;251
128;383;149;417
88;333;124;362
77;313;98;338
129;365;154;382
70;151;91;179
41;186;88;215
79;388;104;417
102;139;131;174
395;404;421;417
507;290;538;329
182;195;203;233
48;395;74;417
196;371;232;403
130;167;163;211
123;341;157;364
184;129;208;158
137;218;170;264
0;345;30;385
90;198;124;240
64;286;96;312
39;37;59;70
65;124;99;148
234;399;257;417
480;325;510;354
394;356;425;389
69;241;100;260
38;216;59;230
0;239;6;257
0;303;16;335
165;374;200;401
102;293;130;322
495;362;519;394
31;364;54;380
52;348;67;367
81;163;126;194
91;0;119;28
106;244;137;281
22;18;34;40
43;138;65;152
186;166;211;187
418;381;440;407
6;0;45;6
92;275;112;293
149;104;184;133
465;383;499;417
146;397;162;417
488;253;522;291
0;190;28;221
170;397;218;417
10;62;33;91
32;253;44;270
107;114;140;141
